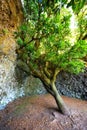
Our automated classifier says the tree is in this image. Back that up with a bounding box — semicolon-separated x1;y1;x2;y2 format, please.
16;0;87;115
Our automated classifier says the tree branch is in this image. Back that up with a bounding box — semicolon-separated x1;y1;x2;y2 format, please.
44;62;52;79
52;68;61;82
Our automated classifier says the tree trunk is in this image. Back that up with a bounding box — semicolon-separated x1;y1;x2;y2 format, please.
51;81;69;115
39;75;69;115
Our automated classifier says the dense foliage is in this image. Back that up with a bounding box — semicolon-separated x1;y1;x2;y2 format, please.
16;0;87;75
16;0;87;114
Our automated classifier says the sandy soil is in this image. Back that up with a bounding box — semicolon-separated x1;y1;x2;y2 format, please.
0;94;87;130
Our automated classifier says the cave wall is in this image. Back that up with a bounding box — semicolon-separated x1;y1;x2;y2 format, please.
0;0;24;57
0;0;23;31
0;0;24;109
56;69;87;100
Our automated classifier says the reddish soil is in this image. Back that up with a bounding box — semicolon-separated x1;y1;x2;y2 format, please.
0;94;87;130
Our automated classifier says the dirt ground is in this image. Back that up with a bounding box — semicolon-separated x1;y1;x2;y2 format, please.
0;94;87;130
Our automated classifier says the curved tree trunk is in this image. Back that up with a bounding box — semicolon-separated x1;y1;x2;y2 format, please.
51;82;69;115
42;77;69;115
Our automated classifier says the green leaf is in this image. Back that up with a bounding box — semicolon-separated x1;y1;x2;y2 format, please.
69;40;87;59
66;60;85;74
17;38;24;46
26;43;34;51
67;0;86;13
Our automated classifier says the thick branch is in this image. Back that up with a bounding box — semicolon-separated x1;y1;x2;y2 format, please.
29;62;56;96
52;68;61;82
40;69;51;85
27;62;42;78
44;62;51;79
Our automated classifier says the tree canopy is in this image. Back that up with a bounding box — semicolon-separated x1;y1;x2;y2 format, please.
17;0;87;74
15;0;87;115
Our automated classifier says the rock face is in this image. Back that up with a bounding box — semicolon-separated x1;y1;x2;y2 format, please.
0;0;23;32
16;73;46;96
0;0;23;57
56;69;87;100
0;0;24;109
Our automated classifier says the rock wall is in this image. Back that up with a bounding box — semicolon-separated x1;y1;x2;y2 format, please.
0;0;24;109
0;0;23;32
56;69;87;100
15;68;46;96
